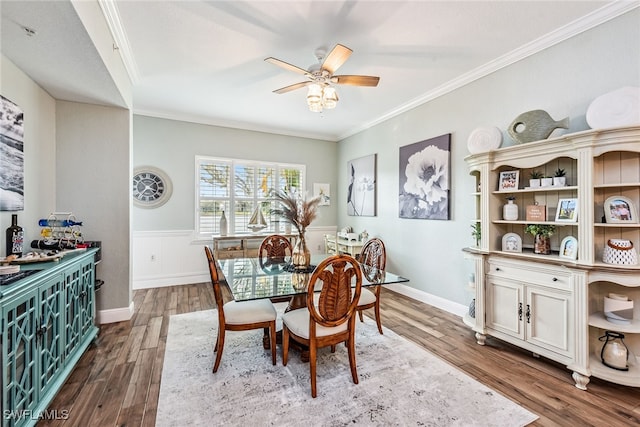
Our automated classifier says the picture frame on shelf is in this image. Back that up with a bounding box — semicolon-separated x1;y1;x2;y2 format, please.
604;196;638;224
526;203;546;221
555;198;578;222
498;170;519;192
501;232;522;252
559;236;578;260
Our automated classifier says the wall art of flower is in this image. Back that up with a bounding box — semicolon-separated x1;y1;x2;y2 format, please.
347;154;376;216
0;95;25;211
398;134;451;220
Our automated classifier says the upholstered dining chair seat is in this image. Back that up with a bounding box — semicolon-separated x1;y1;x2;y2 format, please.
282;309;349;339
357;288;377;306
223;300;277;325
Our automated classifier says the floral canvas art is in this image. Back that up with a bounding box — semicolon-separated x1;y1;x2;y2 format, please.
347;154;376;216
399;134;451;220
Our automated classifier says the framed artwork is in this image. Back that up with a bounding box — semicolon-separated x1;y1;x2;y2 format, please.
604;196;638;224
502;232;522;252
313;183;330;206
559;236;578;260
1;95;25;211
498;170;519;192
555;198;578;222
399;133;451;220
347;154;376;216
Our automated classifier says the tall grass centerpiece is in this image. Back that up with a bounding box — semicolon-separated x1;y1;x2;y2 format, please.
271;191;321;269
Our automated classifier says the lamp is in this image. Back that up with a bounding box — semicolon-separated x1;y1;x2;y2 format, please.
306;83;338;112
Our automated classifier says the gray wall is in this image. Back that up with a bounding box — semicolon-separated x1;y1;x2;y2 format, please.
337;9;640;306
56;101;132;312
132;115;338;231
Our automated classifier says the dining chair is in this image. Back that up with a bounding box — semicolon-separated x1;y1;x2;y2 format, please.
356;237;386;334
281;254;362;398
204;246;277;373
258;234;293;268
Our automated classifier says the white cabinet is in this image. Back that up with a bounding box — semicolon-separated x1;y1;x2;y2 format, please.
324;234;363;257
486;258;574;362
464;126;640;391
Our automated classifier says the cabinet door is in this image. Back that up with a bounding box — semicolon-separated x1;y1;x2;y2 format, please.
2;288;39;424
38;274;64;397
486;277;524;340
526;286;573;357
63;257;95;360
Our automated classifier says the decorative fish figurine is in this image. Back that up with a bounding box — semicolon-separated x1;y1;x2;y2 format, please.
508;110;569;144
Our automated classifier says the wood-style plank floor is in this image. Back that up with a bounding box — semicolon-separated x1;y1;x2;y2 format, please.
40;285;640;427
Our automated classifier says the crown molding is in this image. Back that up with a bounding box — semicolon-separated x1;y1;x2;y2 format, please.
133;109;338;142
337;1;640;141
99;0;139;84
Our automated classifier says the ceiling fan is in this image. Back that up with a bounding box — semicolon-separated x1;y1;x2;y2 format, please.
265;44;380;112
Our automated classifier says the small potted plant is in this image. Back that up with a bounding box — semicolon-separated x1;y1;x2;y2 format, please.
524;224;556;254
471;223;481;247
553;168;566;187
529;170;543;188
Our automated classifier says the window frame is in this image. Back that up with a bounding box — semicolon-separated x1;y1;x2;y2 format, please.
195;155;306;238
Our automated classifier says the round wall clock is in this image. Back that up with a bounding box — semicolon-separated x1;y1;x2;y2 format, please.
132;166;173;208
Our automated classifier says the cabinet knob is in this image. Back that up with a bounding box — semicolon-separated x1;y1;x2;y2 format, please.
495;267;501;271
552;277;558;282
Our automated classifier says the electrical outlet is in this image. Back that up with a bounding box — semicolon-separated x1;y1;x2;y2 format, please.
150;254;156;262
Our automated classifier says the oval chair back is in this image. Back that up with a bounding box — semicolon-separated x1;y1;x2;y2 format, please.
356;238;386;334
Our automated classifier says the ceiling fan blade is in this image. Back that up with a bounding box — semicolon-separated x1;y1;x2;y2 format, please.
264;57;309;75
273;81;311;94
321;44;352;74
332;75;380;87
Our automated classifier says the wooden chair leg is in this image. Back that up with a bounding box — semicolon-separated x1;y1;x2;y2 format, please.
374;300;383;335
269;321;277;365
309;341;318;398
282;326;289;366
358;309;364;323
213;328;225;373
347;335;359;385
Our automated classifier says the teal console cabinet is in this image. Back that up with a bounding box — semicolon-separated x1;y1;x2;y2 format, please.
1;249;99;427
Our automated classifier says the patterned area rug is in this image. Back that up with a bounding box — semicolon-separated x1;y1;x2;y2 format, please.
157;308;538;426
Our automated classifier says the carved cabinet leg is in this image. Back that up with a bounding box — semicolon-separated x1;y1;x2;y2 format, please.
475;332;486;346
572;371;590;390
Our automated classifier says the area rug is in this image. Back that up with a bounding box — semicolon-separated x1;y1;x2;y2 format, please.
156;308;538;427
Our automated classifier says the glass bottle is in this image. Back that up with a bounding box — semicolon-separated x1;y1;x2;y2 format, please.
6;214;24;257
219;211;228;236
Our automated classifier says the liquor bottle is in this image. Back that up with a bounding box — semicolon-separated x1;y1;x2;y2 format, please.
6;214;24;257
38;219;83;227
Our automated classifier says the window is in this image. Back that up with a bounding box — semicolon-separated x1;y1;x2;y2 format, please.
196;156;305;237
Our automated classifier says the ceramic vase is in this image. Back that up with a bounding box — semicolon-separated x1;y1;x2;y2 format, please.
503;199;518;221
292;233;311;270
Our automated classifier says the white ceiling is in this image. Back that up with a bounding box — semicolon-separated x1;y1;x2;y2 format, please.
2;1;637;141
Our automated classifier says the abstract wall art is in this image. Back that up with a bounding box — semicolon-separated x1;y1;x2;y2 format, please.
347;154;376;216
1;95;25;211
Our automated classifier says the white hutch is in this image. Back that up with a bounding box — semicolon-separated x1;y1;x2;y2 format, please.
463;125;640;390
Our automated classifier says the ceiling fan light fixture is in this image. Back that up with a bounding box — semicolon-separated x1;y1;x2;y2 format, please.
322;86;338;109
307;83;322;105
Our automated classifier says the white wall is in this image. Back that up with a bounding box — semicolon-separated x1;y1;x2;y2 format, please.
337;9;640;310
0;55;57;238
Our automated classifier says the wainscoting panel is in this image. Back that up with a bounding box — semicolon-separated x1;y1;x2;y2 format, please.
133;226;337;290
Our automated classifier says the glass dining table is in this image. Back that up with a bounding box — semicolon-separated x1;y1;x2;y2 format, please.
217;254;409;310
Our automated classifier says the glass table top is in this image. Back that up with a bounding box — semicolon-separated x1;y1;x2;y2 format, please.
217;255;409;302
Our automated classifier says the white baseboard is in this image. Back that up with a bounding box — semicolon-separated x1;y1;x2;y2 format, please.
97;301;135;324
385;283;468;318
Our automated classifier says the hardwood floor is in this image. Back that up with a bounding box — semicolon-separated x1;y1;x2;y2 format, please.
40;285;640;427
